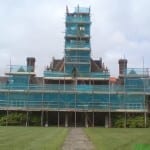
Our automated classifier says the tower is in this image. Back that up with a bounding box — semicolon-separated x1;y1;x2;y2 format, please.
64;6;91;75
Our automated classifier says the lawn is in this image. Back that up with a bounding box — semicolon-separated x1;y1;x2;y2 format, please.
84;128;150;150
0;127;68;150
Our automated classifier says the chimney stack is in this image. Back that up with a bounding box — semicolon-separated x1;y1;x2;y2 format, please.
118;59;127;76
26;57;36;72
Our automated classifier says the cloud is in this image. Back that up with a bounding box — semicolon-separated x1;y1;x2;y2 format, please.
0;0;150;77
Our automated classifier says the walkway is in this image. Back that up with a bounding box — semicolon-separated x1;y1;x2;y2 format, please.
62;128;95;150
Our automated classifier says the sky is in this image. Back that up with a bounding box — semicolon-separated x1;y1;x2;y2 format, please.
0;0;150;77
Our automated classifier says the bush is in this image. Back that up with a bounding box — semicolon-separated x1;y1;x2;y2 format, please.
112;114;150;128
112;115;124;128
0;112;42;126
127;116;144;128
29;115;41;126
0;112;26;126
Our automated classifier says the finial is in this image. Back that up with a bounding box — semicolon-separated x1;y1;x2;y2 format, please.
66;5;69;14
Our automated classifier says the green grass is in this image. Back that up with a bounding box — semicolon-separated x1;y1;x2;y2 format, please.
1;127;150;150
0;127;68;150
134;144;150;150
84;128;150;150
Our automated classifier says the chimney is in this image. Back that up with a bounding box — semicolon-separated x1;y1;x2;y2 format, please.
26;57;36;72
118;59;127;76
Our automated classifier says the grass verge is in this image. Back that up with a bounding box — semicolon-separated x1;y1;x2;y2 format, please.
0;126;68;150
84;128;150;150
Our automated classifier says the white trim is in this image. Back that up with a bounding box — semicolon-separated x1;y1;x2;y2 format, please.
44;77;109;80
65;48;90;51
5;72;36;75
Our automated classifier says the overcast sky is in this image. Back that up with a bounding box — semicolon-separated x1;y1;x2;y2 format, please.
0;0;150;77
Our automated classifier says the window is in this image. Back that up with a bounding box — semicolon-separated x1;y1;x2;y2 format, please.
79;26;85;31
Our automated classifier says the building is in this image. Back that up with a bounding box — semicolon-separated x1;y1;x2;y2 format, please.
0;6;150;127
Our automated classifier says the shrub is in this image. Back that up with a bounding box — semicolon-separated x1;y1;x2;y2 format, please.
0;112;26;126
112;114;150;128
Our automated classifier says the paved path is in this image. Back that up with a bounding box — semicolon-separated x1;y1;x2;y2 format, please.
62;128;95;150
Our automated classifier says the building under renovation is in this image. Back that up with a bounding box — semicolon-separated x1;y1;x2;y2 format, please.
0;6;150;127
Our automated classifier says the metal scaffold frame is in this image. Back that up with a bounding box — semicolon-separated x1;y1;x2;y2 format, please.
0;6;149;127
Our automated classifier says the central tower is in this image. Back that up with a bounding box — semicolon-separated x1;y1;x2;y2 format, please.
44;5;109;85
64;6;91;74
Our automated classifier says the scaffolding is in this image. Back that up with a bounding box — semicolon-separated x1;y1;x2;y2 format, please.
0;6;149;127
0;69;149;112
